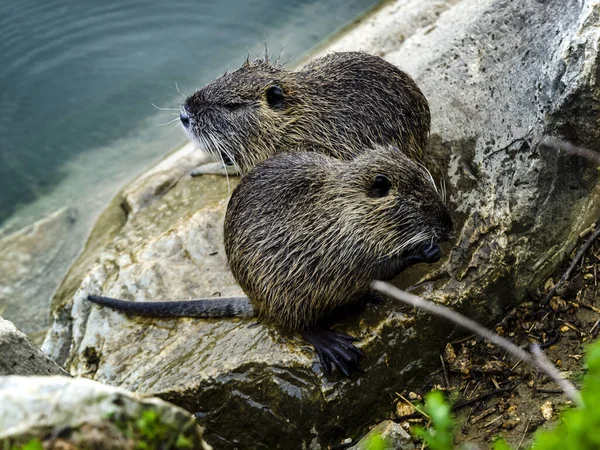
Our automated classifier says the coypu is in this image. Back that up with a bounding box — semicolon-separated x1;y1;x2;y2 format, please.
179;51;430;175
88;146;452;376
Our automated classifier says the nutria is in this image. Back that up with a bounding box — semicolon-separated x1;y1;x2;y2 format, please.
88;146;452;376
179;51;430;174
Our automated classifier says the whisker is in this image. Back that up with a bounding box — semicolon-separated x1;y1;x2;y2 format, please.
169;121;182;132
151;102;180;111
416;161;438;194
175;81;186;99
159;117;181;127
440;177;447;204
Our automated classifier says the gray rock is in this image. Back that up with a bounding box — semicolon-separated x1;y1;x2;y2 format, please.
43;0;600;448
0;375;210;449
0;207;77;344
349;421;415;450
0;316;68;376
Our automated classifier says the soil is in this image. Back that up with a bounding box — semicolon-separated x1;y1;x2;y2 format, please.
390;226;600;449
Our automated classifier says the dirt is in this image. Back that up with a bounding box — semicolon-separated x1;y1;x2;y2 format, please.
390;227;600;449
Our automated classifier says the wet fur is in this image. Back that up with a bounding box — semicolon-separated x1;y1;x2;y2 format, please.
87;146;452;375
182;52;430;173
224;146;452;331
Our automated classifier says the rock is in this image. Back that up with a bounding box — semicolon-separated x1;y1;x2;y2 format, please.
0;375;210;450
540;401;554;421
0;316;68;376
349;421;415;450
0;207;78;343
43;0;600;448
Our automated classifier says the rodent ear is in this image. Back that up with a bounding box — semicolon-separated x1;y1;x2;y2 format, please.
266;85;285;109
369;174;392;198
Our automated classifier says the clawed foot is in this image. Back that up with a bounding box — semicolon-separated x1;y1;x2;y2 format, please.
302;328;364;376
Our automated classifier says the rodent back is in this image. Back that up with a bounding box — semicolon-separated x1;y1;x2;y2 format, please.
298;52;430;155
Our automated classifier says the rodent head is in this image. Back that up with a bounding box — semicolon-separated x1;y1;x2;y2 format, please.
180;58;304;173
335;146;452;276
181;52;431;174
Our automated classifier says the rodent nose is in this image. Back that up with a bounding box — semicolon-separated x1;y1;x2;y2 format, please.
180;105;191;128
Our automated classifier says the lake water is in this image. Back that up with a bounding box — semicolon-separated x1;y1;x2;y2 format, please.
0;0;382;336
0;0;381;231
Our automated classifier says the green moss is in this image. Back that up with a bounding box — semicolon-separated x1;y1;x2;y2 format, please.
109;407;197;450
7;439;43;450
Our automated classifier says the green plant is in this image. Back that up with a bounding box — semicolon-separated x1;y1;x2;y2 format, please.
110;408;193;450
413;391;455;450
412;340;600;450
4;439;43;450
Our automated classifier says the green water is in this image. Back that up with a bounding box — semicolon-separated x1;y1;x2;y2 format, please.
0;0;381;229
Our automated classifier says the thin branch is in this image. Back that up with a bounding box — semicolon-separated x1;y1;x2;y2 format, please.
397;393;430;420
371;280;583;407
542;225;600;305
452;383;521;411
440;354;451;390
530;345;582;406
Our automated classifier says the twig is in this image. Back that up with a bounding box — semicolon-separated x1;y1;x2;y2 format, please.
450;334;475;345
590;318;600;335
536;389;564;394
530;346;581;406
470;406;497;424
531;370;540;399
484;414;504;428
517;415;534;450
572;301;600;315
329;442;354;450
452;383;521;411
511;359;523;371
538;330;559;349
371;281;583;407
542;225;600;305
468;381;481;400
394;412;426;421
557;319;586;335
397;393;430;420
440;354;451;390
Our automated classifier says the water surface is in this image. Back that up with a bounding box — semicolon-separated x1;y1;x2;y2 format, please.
0;0;382;336
0;0;382;228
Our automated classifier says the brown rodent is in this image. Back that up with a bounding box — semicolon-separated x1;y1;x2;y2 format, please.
88;146;452;376
179;51;430;174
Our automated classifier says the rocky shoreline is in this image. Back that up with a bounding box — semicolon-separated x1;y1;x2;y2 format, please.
3;0;600;448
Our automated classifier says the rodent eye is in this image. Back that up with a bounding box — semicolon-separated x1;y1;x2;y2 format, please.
369;174;392;198
266;85;284;109
223;103;245;111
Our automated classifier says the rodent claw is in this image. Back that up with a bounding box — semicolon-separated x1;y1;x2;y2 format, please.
302;328;363;377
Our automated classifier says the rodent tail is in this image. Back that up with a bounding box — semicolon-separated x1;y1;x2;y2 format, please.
87;295;255;318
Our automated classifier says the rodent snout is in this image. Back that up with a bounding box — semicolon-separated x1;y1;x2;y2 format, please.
180;105;192;128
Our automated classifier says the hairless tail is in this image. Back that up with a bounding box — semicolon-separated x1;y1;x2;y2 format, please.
87;295;255;318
